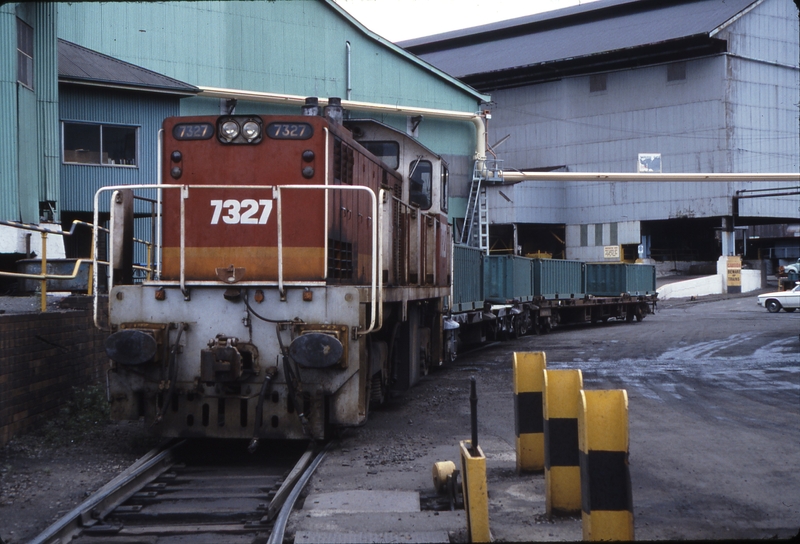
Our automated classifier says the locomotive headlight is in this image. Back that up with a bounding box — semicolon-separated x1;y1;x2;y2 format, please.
242;121;261;141
221;120;240;141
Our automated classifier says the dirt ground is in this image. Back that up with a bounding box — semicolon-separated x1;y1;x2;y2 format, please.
2;291;798;543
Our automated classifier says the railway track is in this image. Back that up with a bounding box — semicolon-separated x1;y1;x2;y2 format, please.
31;439;330;544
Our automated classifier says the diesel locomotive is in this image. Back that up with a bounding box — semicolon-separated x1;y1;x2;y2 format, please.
101;98;452;442
97;97;656;443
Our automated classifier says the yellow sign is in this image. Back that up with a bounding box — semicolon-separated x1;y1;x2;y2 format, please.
727;256;741;293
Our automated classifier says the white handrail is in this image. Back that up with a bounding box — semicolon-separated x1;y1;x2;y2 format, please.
93;182;382;334
276;184;380;335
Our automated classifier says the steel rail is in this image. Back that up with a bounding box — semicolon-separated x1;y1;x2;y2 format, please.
267;441;335;544
30;440;184;544
262;442;316;522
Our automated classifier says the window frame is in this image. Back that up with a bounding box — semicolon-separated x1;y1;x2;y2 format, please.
589;73;607;93
408;158;433;210
17;18;34;89
61;121;140;168
667;62;687;83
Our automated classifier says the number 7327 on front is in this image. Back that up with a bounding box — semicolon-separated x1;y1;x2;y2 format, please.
210;199;274;225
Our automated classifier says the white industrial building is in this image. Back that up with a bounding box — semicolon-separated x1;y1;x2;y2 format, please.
402;0;800;270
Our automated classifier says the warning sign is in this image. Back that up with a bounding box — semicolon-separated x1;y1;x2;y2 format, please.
604;245;620;260
727;256;741;294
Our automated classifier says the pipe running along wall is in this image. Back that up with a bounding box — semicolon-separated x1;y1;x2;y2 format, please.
197;87;798;183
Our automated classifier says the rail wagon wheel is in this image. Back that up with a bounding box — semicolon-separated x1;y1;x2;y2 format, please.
517;314;530;337
766;300;781;313
509;316;519;339
635;306;644;322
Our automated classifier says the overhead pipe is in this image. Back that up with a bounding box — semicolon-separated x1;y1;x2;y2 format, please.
198;86;488;163
345;41;352;100
197;86;796;183
502;171;800;182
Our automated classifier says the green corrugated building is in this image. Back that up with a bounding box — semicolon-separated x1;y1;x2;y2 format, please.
1;0;488;264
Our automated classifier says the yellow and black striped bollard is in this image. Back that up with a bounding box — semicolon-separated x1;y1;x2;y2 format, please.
543;368;583;517
578;389;634;541
513;351;546;472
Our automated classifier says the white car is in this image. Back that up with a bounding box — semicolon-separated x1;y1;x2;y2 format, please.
757;284;800;313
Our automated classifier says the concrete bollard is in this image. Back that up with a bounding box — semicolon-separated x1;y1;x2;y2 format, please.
578;389;634;541
513;351;546;472
544;368;583;517
459;440;490;543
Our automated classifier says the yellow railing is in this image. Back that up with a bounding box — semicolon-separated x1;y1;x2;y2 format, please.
0;219;153;312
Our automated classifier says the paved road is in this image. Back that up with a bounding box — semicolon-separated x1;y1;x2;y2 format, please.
459;293;800;541
292;293;799;542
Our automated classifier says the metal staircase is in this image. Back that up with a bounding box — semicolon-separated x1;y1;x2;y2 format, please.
460;159;503;253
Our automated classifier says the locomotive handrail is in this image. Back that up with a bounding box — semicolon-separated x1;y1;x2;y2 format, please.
93;183;383;334
275;184;382;335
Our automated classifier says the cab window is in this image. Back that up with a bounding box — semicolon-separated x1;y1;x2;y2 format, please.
363;141;399;170
440;165;449;213
409;159;432;209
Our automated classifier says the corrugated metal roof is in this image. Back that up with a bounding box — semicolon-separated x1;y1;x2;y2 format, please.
402;0;757;84
58;39;199;96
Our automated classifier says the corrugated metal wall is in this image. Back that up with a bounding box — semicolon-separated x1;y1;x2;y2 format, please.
484;0;798;236
0;3;60;224
55;1;480;159
0;5;19;222
34;3;59;210
58;87;179;213
55;0;485;228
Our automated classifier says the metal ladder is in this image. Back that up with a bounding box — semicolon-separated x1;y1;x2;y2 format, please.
460;162;484;249
461;160;502;253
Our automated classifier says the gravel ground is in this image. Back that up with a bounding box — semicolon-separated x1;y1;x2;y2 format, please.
0;421;158;544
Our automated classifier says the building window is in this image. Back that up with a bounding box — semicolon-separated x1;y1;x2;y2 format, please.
667;62;686;82
62;122;138;166
610;222;618;245
580;224;588;247
589;73;607;93
409;159;432;209
595;224;603;246
17;18;34;89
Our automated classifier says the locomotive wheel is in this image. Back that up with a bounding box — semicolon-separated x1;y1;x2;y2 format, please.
370;371;387;407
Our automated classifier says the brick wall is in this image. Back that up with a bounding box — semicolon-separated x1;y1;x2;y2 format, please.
0;309;109;447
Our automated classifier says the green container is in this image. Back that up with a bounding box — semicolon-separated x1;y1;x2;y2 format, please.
531;259;585;299
452;244;484;312
483;255;533;303
585;263;656;296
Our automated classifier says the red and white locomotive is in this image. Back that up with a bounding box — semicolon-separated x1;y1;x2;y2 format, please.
101;98;453;442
